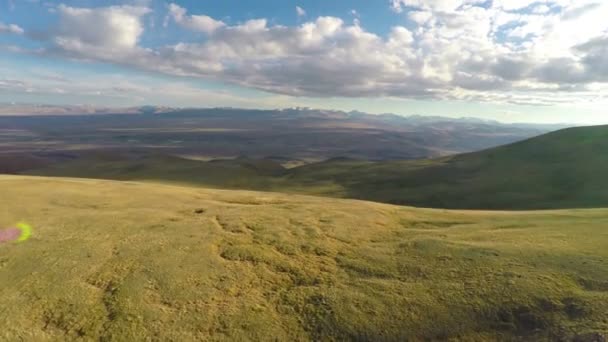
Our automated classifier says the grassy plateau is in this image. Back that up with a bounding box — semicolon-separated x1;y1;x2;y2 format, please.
1;175;607;340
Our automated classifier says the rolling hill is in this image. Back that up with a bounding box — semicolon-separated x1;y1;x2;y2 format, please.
282;124;608;209
20;125;608;210
1;175;607;340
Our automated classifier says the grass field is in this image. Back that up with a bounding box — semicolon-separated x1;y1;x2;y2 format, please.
1;175;607;340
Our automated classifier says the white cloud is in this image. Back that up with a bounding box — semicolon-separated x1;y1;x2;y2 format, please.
6;1;608;107
0;22;24;35
408;11;432;25
530;4;551;14
168;3;225;34
387;0;608;101
389;26;414;46
391;0;486;12
54;4;149;51
296;6;306;17
390;0;405;13
0;72;278;108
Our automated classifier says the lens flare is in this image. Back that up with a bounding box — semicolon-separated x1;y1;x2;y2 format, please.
0;223;32;243
16;223;32;242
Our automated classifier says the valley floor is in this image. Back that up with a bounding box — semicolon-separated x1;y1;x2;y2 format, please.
1;175;607;340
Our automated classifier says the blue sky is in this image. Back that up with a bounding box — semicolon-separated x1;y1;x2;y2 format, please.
1;0;608;123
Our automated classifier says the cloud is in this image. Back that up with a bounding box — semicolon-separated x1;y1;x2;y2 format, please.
53;4;149;52
408;11;432;25
391;0;486;12
0;79;32;93
168;3;225;34
389;0;404;13
0;22;24;35
296;6;306;17
0;72;278;108
24;3;160;76
575;37;608;81
151;17;430;98
561;2;601;20
530;4;552;14
5;1;608;106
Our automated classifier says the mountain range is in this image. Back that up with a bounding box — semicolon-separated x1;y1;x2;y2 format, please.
0;107;565;169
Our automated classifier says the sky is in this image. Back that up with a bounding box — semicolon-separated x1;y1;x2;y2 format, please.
1;0;608;124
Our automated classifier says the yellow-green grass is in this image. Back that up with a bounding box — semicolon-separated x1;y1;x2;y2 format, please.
1;175;607;340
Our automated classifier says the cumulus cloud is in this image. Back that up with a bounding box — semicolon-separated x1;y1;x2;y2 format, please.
46;3;151;65
56;4;149;49
157;17;431;97
168;3;225;34
389;0;608;103
530;4;552;14
0;22;24;35
391;0;487;12
296;6;306;17
7;0;608;106
408;11;433;25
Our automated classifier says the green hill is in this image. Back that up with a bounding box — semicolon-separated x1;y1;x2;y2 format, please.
1;175;607;340
284;124;608;209
21;125;608;210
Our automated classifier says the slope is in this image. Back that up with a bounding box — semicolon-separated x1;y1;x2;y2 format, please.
288;124;608;209
0;175;607;340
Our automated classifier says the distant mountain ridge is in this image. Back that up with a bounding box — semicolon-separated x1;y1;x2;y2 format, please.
0;103;570;128
0;107;562;164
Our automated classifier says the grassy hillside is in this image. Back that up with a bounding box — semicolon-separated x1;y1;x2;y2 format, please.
23;125;608;210
24;154;287;189
290;124;608;209
1;175;607;340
